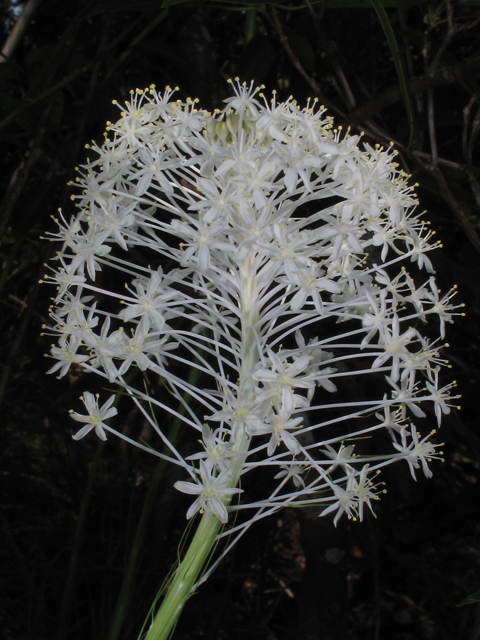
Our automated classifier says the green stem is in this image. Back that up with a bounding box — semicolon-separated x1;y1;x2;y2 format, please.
142;252;259;640
143;512;223;640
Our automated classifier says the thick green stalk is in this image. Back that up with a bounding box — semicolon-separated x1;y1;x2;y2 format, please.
143;252;259;640
143;512;223;640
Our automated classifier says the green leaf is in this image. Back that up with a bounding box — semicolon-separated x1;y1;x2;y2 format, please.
368;0;419;155
457;588;480;607
245;7;257;44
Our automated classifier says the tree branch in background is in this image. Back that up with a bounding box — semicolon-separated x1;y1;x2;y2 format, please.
0;105;51;245
270;7;342;116
344;56;480;126
415;156;480;255
0;0;43;62
304;0;356;111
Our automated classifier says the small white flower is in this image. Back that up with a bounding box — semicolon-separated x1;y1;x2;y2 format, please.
174;461;243;523
393;425;442;479
253;349;314;413
321;443;355;474
187;425;238;473
425;367;457;426
371;316;418;382
351;465;381;521
320;470;358;526
274;463;306;488
47;337;90;378
70;392;117;441
255;408;303;457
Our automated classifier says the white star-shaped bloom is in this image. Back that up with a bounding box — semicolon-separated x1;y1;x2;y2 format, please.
70;392;117;441
174;462;243;523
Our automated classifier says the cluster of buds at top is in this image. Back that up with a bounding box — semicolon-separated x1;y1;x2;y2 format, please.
42;80;461;544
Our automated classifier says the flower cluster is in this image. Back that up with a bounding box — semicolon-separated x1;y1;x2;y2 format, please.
43;80;460;536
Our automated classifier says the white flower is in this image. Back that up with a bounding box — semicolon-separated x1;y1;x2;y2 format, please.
209;382;268;439
386;375;427;419
82;316;125;382
274;463;306;488
249;407;303;457
119;269;177;331
187;425;238;473
47;337;90;378
371;316;418;382
253;349;314;413
70;392;117;441
361;289;391;348
320;470;359;526
425;367;457;426
117;317;154;375
405;229;437;273
42;260;86;300
284;262;341;313
68;230;111;280
94;198;136;251
174;461;243;523
375;400;408;436
351;465;381;521
393;425;442;479
321;443;355;474
424;278;460;339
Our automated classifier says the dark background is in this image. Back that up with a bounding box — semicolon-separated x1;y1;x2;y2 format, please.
1;0;480;639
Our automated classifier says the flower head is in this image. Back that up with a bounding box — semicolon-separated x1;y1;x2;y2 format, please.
44;81;457;536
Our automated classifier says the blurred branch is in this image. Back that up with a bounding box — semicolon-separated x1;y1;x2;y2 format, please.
463;97;480;166
414;157;480;255
104;9;168;80
0;0;43;62
304;0;356;110
68;15;112;164
0;104;51;245
462;97;480;210
0;8;168;134
270;6;341;115
369;0;418;154
0;243;49;410
344;56;480;126
427;87;438;165
0;63;90;133
464;166;480;211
